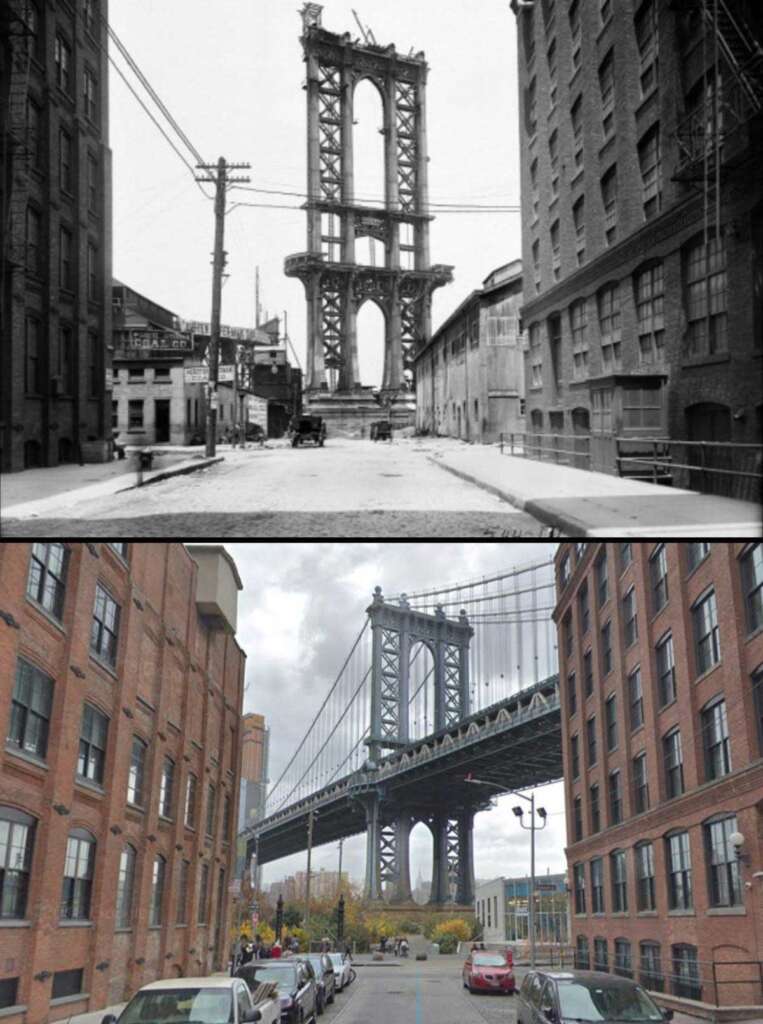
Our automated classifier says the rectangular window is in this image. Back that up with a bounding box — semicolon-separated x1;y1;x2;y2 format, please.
27;97;42;169
635;263;665;363
601;620;612;675
586;716;597;767
611;850;628;912
741;544;763;633
116;844;135;928
594;938;609;972
222;794;231;839
550;218;560;278
27;542;68;620
88;332;99;398
633;752;649;814
614;939;632;979
0;809;35;920
87;153;98;212
530;323;543;388
87;243;98;302
685;234;728;357
601;166;618;244
570;299;588;380
8;658;53;760
206;785;216;837
638;125;662;219
573;196;585;262
54;34;72;93
578;584;590;635
623;587;638;647
84;67;97;121
672;945;701;1000
663;728;684;799
564;611;573;659
590;858;604;913
599;50;614;137
605;694;617;751
128;400;144;429
636;842;656;910
666;832;692;910
753;667;763;757
198;862;209;923
596;551;608;606
25;204;41;275
640;943;663;992
598;282;621;368
128;367;145;383
590;783;600;834
609;770;623;825
619;543;632;570
650;543;669;612
185;773;197;828
591;389;613;436
576;936;590;970
705;816;742;907
127;737;147;806
702;698;731;780
628;667;644;731
635;0;659;98
177;859;189;924
77;703;108;784
571;733;580;779
687;541;710;573
58;324;73;395
51;968;83;1001
656;632;676;707
150;856;166;927
91;584;120;666
61;832;95;920
159;757;175;818
24;315;41;397
584;649;593;697
574;862;586;913
692;589;720;675
59;226;73;291
59;128;72;192
0;978;19;1011
83;0;97;35
569;0;581;71
573;796;583;842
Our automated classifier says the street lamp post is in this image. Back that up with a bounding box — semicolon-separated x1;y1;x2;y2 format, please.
305;808;316;928
465;773;547;968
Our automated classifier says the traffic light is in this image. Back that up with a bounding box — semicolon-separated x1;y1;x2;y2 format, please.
275;894;284;943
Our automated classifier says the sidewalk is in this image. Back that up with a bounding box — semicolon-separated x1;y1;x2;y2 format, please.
59;1002;126;1024
430;444;762;538
1;450;223;521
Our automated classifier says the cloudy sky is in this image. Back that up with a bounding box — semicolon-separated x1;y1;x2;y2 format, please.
109;2;521;386
226;542;567;893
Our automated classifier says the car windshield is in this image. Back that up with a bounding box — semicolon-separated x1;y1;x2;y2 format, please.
305;957;324;971
241;966;296;990
474;954;507;967
118;988;233;1024
557;981;664;1022
328;955;344;967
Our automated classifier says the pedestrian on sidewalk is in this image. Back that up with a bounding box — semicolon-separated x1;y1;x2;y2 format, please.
271;939;282;959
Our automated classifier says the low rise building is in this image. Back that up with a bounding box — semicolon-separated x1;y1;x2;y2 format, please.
475;873;568;946
414;261;525;443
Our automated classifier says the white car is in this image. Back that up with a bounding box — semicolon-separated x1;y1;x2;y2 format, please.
327;953;353;991
101;976;279;1024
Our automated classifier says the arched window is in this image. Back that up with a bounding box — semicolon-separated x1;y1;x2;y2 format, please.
639;941;663;991
614;937;632;978
150;854;166;927
60;828;96;920
127;736;147;806
593;936;608;971
703;813;742;907
635;841;655;910
683;231;727;358
0;807;36;919
115;844;136;928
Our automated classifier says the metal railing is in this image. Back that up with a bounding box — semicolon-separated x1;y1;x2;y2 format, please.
615;437;763;501
500;432;591;470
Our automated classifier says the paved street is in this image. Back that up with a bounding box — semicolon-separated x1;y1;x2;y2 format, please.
2;439;552;537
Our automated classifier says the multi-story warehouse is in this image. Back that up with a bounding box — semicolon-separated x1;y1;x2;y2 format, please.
555;542;763;1012
0;542;246;1022
0;0;113;472
414;261;526;443
511;0;763;486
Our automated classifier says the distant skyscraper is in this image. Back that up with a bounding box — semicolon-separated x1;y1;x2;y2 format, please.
237;712;269;884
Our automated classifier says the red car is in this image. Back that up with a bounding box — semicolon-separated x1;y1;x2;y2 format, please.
463;951;515;994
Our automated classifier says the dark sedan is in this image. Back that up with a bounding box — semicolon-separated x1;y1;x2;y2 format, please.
517;970;674;1024
235;961;318;1024
296;954;336;1014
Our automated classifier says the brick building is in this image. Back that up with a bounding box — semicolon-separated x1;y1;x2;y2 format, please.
0;0;113;472
0;542;246;1021
510;0;763;481
414;261;526;443
554;541;763;1012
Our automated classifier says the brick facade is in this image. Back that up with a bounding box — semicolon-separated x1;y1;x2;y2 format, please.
1;0;113;472
511;0;763;472
0;542;246;1022
554;541;763;1010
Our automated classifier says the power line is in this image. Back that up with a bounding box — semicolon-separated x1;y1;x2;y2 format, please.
229;184;521;211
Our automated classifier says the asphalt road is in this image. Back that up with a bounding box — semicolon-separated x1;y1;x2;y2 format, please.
319;955;518;1024
2;439;551;538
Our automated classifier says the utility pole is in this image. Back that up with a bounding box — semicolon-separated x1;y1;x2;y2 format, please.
196;157;251;458
337;838;344;897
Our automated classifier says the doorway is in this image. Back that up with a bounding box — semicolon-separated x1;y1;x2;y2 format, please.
685;401;732;495
154;399;170;443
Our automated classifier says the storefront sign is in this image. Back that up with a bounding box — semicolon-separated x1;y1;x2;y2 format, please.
126;330;192;352
246;395;269;430
179;320;262;343
183;365;236;384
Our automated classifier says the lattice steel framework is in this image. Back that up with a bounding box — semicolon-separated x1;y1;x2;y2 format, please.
379;628;402;744
443;644;463;728
445;818;461;898
285;3;453;430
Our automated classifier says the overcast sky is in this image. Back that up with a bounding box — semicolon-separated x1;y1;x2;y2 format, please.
226;542;567;893
109;2;521;386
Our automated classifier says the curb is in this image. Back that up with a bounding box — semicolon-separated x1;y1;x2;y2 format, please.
427;456;568;536
115;456;224;493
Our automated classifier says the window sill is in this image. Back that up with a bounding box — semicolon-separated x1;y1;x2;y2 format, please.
0;1005;28;1019
634;87;658;119
89;651;118;679
4;744;49;773
148;925;162;931
24;596;67;634
50;993;89;1008
114;927;133;933
158;815;174;826
706;906;746;915
745;623;763;645
125;802;145;816
636;911;657;917
693;660;722;687
59;919;94;927
681;353;730;370
667;909;695;916
0;920;31;929
175;923;188;928
74;776;105;797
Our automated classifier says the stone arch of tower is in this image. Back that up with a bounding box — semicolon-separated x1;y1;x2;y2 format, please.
285;3;454;437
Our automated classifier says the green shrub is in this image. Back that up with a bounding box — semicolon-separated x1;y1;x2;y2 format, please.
436;933;458;954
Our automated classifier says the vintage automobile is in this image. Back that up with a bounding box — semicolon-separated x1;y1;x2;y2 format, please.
101;976;278;1024
370;420;393;442
290;416;326;448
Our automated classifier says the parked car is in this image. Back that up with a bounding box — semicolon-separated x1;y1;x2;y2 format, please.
462;950;515;994
327;952;353;991
290;416;326;448
101;976;278;1024
516;970;673;1024
245;423;267;444
236;960;318;1024
370;420;393;442
297;954;336;1013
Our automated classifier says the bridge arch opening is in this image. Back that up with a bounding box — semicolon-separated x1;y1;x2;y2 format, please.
353;77;386;207
410;819;433;905
409;640;436;741
356;298;386;391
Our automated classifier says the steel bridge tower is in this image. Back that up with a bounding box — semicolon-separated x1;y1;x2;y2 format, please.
362;588;477;905
285;3;453;437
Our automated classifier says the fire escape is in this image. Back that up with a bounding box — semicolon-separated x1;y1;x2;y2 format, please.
0;0;34;330
674;0;763;244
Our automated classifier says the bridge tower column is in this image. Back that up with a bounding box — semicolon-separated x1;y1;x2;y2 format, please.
456;809;476;906
429;813;450;905
362;791;382;901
